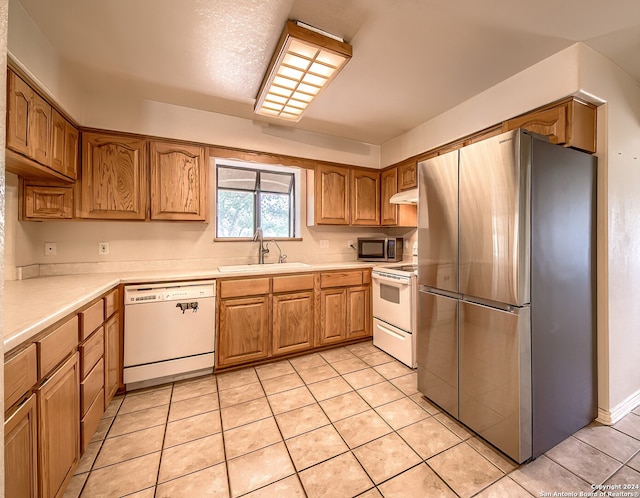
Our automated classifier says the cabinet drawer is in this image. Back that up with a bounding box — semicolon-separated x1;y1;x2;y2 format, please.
104;288;119;319
24;185;73;219
81;388;104;452
81;359;104;416
320;271;363;288
272;274;314;293
80;327;104;378
220;278;270;299
5;344;38;408
38;316;78;379
80;299;105;341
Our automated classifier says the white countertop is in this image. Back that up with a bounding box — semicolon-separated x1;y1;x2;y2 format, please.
3;262;375;353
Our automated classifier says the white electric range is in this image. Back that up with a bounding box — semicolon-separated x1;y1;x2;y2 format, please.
371;262;417;368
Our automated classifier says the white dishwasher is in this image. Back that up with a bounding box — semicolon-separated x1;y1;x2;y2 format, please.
124;280;216;390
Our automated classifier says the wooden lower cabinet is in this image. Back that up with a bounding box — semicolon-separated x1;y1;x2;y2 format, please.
218;296;270;367
4;394;38;498
104;313;120;405
347;286;371;339
319;288;348;345
272;291;314;356
38;353;80;498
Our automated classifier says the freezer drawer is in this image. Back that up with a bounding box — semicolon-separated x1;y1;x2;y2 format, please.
373;318;414;368
416;291;458;418
459;300;531;463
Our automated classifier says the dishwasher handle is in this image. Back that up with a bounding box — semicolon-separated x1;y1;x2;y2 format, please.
176;302;199;313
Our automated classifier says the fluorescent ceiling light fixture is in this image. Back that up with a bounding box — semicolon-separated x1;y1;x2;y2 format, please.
254;20;352;122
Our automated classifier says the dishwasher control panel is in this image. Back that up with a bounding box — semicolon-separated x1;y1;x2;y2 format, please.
125;280;216;304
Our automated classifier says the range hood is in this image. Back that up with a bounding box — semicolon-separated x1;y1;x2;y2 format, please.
389;188;418;204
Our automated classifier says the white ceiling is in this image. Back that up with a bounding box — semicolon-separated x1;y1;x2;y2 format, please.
16;0;640;145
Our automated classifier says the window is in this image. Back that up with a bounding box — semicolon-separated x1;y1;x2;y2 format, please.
216;163;298;238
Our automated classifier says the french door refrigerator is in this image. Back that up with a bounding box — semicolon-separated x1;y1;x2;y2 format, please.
417;129;596;463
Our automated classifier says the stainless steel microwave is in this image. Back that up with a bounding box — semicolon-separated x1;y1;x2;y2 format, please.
357;237;403;262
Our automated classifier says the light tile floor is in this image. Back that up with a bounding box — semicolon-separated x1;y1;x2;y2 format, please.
64;341;640;497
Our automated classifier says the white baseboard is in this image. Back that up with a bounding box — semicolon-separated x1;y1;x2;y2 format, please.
596;388;640;425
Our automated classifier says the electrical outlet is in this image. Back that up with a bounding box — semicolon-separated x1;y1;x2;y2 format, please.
319;239;329;249
98;242;110;255
44;242;57;256
347;239;354;248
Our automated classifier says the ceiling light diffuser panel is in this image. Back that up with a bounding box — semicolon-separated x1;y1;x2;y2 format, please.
254;21;352;121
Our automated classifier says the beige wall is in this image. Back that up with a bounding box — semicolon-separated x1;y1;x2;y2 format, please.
7;0;83;119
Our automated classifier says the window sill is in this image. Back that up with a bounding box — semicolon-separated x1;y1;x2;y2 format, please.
214;237;303;242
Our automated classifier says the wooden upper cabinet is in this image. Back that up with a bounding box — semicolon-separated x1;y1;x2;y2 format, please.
51;109;79;180
314;164;350;225
7;69;52;166
29;93;53;167
381;167;399;226
150;141;208;221
79;133;148;220
380;167;417;227
23;184;74;219
351;169;380;226
397;161;417;191
7;70;34;157
504;97;596;153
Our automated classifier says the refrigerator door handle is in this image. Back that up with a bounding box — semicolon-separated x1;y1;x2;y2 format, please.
418;285;461;300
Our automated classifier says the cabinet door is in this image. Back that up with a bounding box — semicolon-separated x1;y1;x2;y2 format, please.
38;352;80;498
150;141;208;221
272;291;314;356
381;168;398;226
319;288;347;345
104;313;120;406
5;394;38;498
7;70;33;157
398;161;417;191
23;185;73;219
351;169;380;226
314;164;350;225
347;285;371;339
63;121;79;180
30;93;53;167
80;133;147;219
218;296;270;367
50;109;67;176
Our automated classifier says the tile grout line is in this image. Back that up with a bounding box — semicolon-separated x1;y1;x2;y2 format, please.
152;381;174;497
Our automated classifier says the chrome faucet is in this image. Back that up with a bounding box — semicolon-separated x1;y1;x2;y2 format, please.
252;227;269;264
267;240;287;264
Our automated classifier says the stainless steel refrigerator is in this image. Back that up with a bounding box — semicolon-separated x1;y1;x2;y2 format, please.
417;129;596;463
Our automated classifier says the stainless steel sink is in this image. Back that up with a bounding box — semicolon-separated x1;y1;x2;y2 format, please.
217;262;311;273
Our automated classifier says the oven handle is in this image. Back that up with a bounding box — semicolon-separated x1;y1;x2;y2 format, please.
372;273;411;287
376;321;407;340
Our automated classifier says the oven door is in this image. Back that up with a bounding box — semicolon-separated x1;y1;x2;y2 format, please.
372;271;413;332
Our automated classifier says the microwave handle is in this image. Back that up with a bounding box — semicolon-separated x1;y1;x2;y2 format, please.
371;274;411;287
